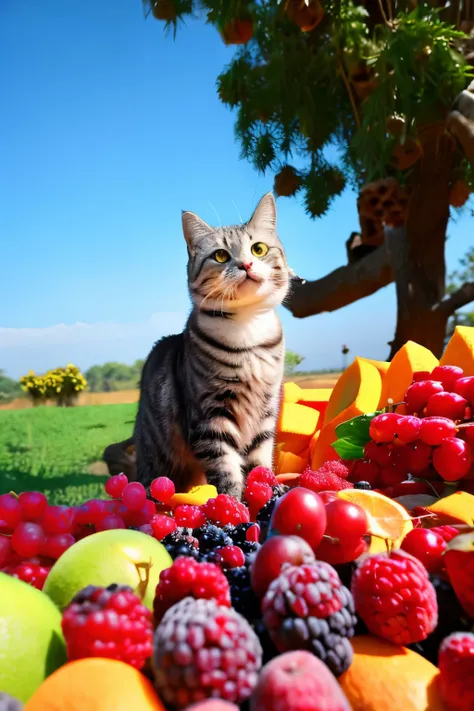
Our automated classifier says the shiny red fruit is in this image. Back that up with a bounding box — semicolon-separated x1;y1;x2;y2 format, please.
369;413;399;443
250;534;315;598
454;376;474;402
405;380;444;414
268;488;326;550
314;534;367;566
433;437;472;481
401;528;447;574
426;391;467;421
430;365;464;391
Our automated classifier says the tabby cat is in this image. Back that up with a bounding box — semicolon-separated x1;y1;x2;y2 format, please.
134;192;291;499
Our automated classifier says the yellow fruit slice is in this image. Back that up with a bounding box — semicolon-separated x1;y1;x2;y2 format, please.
425;491;474;525
324;358;382;426
296;388;332;420
359;357;390;378
282;381;303;403
379;341;438;412
338;489;413;553
276;402;320;455
275;449;309;475
168;484;217;508
440;325;474;375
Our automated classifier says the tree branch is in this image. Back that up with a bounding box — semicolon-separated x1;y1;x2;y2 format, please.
436;282;474;316
285;244;394;319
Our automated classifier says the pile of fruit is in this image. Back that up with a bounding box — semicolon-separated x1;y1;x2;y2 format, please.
2;326;474;710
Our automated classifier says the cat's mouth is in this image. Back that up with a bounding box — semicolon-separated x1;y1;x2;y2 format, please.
238;271;264;285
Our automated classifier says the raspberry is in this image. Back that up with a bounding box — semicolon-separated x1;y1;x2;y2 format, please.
317;460;351;479
203;495;250;526
151;514;177;540
431;525;460;542
244;480;273;511
298;467;353;494
62;584;153;669
351;549;438;645
438;632;474;711
247;467;278;486
153;597;262;708
262;561;356;676
174;505;207;528
153;557;231;622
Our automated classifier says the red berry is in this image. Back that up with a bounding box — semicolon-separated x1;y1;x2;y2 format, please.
244;480;273;511
401;528;447;574
153;556;231;623
173;504;206;528
6;561;51;590
268;488;327;550
247;467;278;486
11;522;45;558
454;376;474;402
395;415;422;444
314;534;368;566
121;482;147;511
18;491;48;521
246;524;260;542
412;371;431;382
369;412;399;443
364;441;392;467
419;416;457;445
215;545;246;569
378;467;406;488
150;477;175;503
41;505;75;535
351;549;438;645
431;365;464;391
433;437;472;481
298;468;353;494
316;460;351;480
42;532;76;559
402;441;433;473
95;514;126;532
104;473;128;499
315;498;368;565
203;494;250;526
426;391;467;421
431;525;459;542
0;535;12;566
0;494;23;532
251;535;315;599
62;584;153;670
139;523;154;535
349;460;380;486
438;632;474;711
151;514;177;540
404;380;444;414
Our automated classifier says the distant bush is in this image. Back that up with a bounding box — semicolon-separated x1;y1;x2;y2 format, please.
0;369;22;404
20;364;87;406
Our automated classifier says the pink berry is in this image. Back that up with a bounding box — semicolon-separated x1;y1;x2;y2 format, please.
402;441;433;473
247;467;278;486
431;365;464;391
174;505;207;528
150;477;175;503
454;376;474;402
11;522;45;558
216;545;246;569
395;415;422;444
419;416;457;446
41;505;75;535
433;437;472;481
151;514;177;540
96;514;126;532
412;371;431;382
104;473;128;499
369;412;400;443
405;380;444;414
401;528;447;574
245;481;273;510
18;492;48;521
0;494;23;532
43;532;76;559
426;391;467;421
0;535;12;566
121;482;147;511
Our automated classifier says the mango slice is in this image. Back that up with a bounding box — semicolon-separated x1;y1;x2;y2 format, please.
276;402;320;455
359;357;390;379
296;388;332;420
378;341;438;411
323;358;382;426
440;325;474;375
168;485;218;508
426;491;474;525
275;449;309;475
282;381;303;403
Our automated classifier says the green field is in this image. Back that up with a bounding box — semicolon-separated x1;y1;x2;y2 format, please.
0;404;137;505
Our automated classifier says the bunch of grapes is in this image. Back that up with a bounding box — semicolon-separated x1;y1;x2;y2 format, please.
350;365;474;494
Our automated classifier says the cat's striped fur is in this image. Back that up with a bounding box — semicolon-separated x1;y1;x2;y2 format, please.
134;193;290;499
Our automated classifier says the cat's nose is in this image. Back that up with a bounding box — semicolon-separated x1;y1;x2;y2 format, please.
239;261;253;271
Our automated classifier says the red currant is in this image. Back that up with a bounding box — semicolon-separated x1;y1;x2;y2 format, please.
430;365;464;391
426;391;467;421
0;535;12;566
18;492;48;521
104;474;128;499
42;532;76;559
378;467;406;488
412;371;431;382
151;514;177;540
41;506;75;535
215;545;246;569
0;494;23;532
401;528;447;574
349;459;380;486
11;522;45;558
404;380;444;414
419;416;457;446
364;441;392;467
324;498;369;542
433;437;472;481
395;415;422;444
402;441;433;473
369;412;400;443
453;376;474;402
150;477;175;503
268;488;327;550
315;534;367;566
121;482;147;511
95;514;126;532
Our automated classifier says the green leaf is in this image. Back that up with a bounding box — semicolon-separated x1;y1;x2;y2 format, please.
331;437;365;460
335;411;382;444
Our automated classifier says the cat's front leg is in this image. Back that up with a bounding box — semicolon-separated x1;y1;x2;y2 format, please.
190;426;245;499
244;424;277;473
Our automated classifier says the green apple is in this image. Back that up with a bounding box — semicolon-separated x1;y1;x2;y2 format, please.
43;529;172;611
0;572;66;702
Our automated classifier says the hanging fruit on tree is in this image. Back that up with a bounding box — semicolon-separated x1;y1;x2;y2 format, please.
358;178;409;228
274;166;302;197
285;0;325;33
392;138;423;171
449;179;471;208
347;61;378;101
386;114;406;137
149;0;177;21
220;16;254;46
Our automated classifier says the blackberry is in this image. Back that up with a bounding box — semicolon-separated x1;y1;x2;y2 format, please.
164;540;199;560
256;494;281;542
223;522;255;546
225;565;261;621
0;694;23;711
354;481;372;490
193;524;233;553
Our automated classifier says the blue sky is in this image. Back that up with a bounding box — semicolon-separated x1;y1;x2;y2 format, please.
1;0;473;380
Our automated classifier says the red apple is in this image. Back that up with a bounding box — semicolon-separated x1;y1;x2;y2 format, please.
250;535;315;598
268;488;327;550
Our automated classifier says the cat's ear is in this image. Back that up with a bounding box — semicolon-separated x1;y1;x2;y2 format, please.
248;192;277;234
182;211;212;255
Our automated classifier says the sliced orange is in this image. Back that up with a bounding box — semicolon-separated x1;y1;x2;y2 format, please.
338;489;413;553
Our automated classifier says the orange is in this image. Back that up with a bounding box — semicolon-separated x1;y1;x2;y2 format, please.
379;341;438;412
25;658;165;711
338;489;413;553
440;325;474;375
339;635;444;711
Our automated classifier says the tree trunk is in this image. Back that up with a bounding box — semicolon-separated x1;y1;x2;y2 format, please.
386;125;454;359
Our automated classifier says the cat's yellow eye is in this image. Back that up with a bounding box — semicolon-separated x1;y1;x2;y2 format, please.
251;242;269;258
214;249;230;264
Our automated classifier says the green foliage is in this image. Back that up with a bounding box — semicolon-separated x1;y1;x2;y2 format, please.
146;0;472;216
0;404;136;505
0;370;22;404
85;360;144;393
284;349;305;374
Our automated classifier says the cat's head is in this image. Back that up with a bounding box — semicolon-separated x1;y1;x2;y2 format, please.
182;193;290;312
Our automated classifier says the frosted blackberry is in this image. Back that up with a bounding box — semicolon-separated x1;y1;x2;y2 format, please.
0;694;23;711
354;481;372;490
252;619;279;666
256;495;279;542
225;565;261;621
162;528;198;559
193;524;233;552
